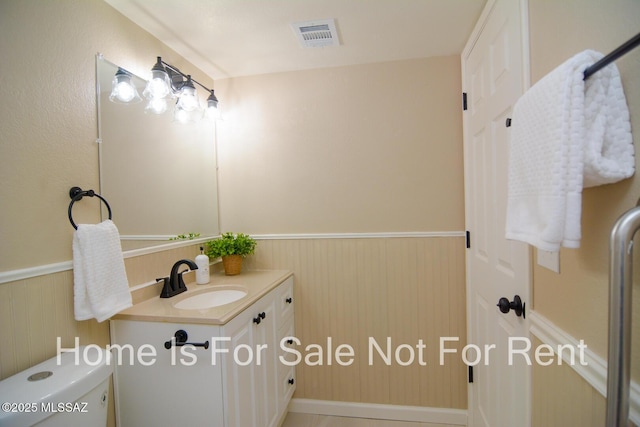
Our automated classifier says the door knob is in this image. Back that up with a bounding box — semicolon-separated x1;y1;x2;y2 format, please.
497;295;525;318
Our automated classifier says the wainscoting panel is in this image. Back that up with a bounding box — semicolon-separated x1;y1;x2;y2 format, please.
532;336;606;427
245;236;468;409
0;270;110;380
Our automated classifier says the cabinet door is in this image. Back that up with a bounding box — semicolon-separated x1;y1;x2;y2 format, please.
253;299;279;427
111;320;224;427
221;279;293;427
223;311;257;427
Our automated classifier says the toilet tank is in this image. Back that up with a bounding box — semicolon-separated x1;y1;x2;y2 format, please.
0;346;112;427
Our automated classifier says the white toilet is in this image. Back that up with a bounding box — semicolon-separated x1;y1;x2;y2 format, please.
0;346;112;427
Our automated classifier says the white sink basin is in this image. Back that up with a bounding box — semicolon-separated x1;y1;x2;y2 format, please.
174;288;248;310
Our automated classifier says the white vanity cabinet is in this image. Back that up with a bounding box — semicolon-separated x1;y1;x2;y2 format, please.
110;275;295;427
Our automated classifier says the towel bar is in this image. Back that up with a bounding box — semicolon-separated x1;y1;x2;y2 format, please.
506;33;639;129
584;32;640;80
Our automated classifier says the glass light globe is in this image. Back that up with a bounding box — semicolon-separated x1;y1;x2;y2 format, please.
177;85;200;112
205;90;220;120
144;69;172;99
145;97;168;115
205;104;220;120
173;102;203;124
109;69;141;104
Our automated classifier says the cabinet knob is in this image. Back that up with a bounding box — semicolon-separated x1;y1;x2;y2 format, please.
253;312;266;324
288;378;295;385
285;297;293;304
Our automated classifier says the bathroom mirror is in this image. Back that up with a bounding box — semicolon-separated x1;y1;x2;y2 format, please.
97;55;219;251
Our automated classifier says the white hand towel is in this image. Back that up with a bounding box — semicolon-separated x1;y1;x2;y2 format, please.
505;50;634;251
73;220;132;322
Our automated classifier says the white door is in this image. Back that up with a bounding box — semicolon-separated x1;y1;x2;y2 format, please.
462;0;531;426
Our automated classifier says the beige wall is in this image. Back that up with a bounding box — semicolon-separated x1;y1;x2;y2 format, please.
0;0;212;272
528;0;640;421
215;56;464;234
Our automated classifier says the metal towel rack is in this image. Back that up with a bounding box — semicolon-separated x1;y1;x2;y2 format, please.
68;186;112;230
583;32;640;80
607;199;640;426
505;32;640;128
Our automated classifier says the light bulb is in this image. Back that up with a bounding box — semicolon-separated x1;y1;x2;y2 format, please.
178;87;200;112
173;102;202;124
205;104;220;120
109;68;141;104
144;69;172;99
145;97;168;115
174;107;189;124
115;82;135;102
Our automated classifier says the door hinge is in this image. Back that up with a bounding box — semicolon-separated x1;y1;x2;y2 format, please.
468;365;474;383
462;92;468;111
466;230;471;249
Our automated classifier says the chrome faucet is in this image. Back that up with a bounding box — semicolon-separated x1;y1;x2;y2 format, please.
158;259;198;298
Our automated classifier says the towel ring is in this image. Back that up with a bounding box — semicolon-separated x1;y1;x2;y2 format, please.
68;186;112;230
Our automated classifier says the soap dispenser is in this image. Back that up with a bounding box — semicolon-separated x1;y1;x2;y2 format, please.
195;246;210;285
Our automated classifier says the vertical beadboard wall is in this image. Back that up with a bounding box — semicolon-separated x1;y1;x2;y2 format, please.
0;270;110;379
245;236;468;409
531;338;606;427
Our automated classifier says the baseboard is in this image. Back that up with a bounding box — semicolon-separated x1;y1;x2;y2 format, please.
529;311;639;425
288;398;467;425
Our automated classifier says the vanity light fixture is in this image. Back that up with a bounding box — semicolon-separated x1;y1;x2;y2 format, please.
109;68;142;104
142;56;220;122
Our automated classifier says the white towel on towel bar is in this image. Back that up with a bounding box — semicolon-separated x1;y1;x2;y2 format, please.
73;220;132;322
505;50;634;251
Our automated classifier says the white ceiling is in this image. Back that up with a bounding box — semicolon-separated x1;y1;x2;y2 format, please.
104;0;487;80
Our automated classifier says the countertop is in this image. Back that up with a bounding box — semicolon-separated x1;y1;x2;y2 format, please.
113;269;293;325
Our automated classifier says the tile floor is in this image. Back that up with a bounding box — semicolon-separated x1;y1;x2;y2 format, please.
281;413;456;427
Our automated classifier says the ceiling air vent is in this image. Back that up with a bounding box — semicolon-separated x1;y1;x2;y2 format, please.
291;19;340;48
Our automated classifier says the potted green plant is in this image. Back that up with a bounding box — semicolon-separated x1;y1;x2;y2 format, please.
205;232;257;275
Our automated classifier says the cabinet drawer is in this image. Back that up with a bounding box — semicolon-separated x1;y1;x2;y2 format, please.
275;277;294;326
277;321;296;379
279;366;296;407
